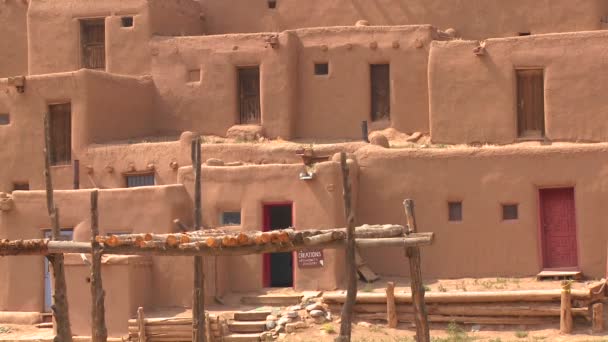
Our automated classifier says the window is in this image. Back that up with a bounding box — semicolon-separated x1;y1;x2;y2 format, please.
268;0;277;9
220;211;241;226
49;103;72;165
516;69;545;138
518;32;531;36
502;204;518;220
0;114;9;125
448;201;462;222
12;182;29;192
370;64;390;121
187;69;201;83
81;19;106;70
121;17;134;27
125;173;155;188
314;63;329;75
238;67;261;124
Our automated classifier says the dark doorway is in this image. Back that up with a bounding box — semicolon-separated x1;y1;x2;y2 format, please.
263;203;293;287
238;67;261;124
516;69;545;138
48;103;72;165
370;64;390;121
81;19;106;70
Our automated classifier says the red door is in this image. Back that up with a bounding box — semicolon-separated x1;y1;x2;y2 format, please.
539;188;578;269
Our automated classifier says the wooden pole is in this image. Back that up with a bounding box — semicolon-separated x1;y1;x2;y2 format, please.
43;113;73;342
191;136;206;342
386;282;397;328
73;159;80;189
560;280;573;334
592;303;604;333
403;199;430;342
137;307;146;342
337;152;357;342
90;190;107;342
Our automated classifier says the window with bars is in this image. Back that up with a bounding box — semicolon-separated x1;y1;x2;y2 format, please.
370;64;390;121
502;204;518;220
125;173;155;188
314;63;329;75
81;19;106;70
49;103;72;165
448;201;462;222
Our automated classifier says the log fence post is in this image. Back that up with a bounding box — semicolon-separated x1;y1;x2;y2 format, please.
386;282;397;328
137;307;146;342
192;136;206;342
560;280;573;334
90;190;107;342
403;199;430;342
592;303;604;333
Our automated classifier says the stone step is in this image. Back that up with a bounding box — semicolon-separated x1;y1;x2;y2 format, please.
234;311;272;321
228;320;266;333
240;294;303;306
223;333;261;342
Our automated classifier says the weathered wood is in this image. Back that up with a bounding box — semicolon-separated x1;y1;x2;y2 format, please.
404;199;430;342
357;313;558;325
338;152;357;342
592;303;604;333
137;307;146;342
90;190;108;342
44;113;73;342
323;289;592;304
560;281;573;334
191;136;206;342
386;282;397;328
304;231;344;245
73;159;80;189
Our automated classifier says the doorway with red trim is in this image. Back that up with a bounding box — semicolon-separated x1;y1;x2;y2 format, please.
263;203;294;287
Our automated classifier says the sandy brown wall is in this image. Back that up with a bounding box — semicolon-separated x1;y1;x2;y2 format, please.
0;0;28;78
429;31;608;144
354;145;608;279
148;0;203;36
200;0;608;39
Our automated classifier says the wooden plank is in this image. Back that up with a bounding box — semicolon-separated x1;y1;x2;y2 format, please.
90;190;107;342
338;152;357;342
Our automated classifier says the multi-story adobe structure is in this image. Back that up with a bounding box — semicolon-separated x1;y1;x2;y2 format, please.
2;0;608;336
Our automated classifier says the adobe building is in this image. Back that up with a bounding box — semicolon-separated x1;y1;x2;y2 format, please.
1;0;608;337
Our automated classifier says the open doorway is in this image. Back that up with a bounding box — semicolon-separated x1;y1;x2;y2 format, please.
263;203;293;287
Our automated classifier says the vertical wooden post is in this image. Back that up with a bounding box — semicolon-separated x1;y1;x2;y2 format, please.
73;159;80;189
137;307;146;342
386;282;397;328
560;280;573;334
43;113;73;342
337;152;357;342
592;303;604;333
191;137;206;342
403;199;430;342
90;190;107;342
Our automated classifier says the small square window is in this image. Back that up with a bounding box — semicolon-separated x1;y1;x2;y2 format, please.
12;182;29;192
268;0;277;9
125;173;155;188
187;69;201;83
0;114;9;125
220;211;241;225
448;201;462;222
502;204;518;220
121;17;134;28
314;63;329;75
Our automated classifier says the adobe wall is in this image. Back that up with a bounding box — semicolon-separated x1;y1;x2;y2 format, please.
429;31;608;144
199;0;608;39
0;0;28;78
0;71;158;192
354;144;608;279
151;26;434;139
0;185;191;314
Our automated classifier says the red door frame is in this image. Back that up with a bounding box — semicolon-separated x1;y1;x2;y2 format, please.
537;187;579;270
262;202;295;288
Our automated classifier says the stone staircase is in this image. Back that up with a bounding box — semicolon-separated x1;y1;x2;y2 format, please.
223;310;271;342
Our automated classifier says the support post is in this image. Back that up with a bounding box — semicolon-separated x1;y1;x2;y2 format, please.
191;136;206;342
560;281;573;334
73;159;80;189
137;307;146;342
403;199;430;342
361;121;369;143
386;282;397;328
592;303;604;333
337;152;357;342
90;190;107;342
44;113;73;342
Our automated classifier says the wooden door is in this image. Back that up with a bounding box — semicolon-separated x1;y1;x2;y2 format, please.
517;69;544;137
48;103;72;165
371;64;390;121
81;19;106;70
238;67;261;124
539;188;578;269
